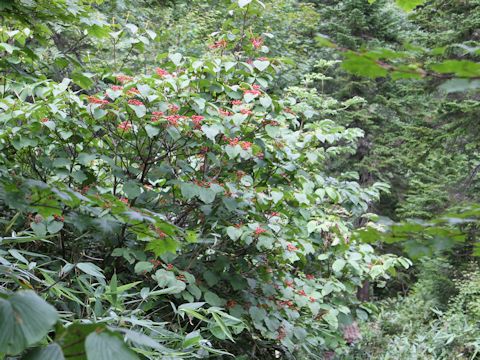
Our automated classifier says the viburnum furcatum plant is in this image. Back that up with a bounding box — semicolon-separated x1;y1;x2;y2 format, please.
0;52;409;358
0;2;410;360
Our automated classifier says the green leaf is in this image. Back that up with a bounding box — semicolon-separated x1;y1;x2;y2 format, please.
225;145;240;159
53;158;71;168
105;88;122;100
226;226;243;240
204;291;224;306
71;170;87;183
121;329;164;351
134;261;154;274
322;282;335;296
0;42;15;54
271;190;283;203
231;113;248;126
224;61;236;72
430;60;480;78
88;24;110;38
180;182;199;200
323;310;338;329
71;72;94;90
123;181;141;198
198;187;216;204
259;96;272;108
294;193;309;205
229;275;248;291
332;259;346;272
249;306;266;323
182;331;202;348
23;344;64;360
146;238;178;256
0;290;59;355
253;60;270;71
257;235;273;250
169;53;183;66
144;124;160;138
92;108;107;120
9;249;28;264
203;271;220;286
244;93;255;103
185;230;198;243
395;0;426;11
265;125;281;138
42;120;56;131
211;313;234;341
201;124;221;141
77;262;105;280
325;187;338;201
370;265;384;278
154;269;182;288
342;53;388;78
85;330;139;360
47;221;64;234
187;284;202;299
238;0;252;7
150;284;186;295
125;23;138;34
31;222;47;237
129;104;146;118
137;84;152;97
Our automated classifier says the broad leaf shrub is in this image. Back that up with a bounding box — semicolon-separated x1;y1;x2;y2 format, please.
0;45;409;360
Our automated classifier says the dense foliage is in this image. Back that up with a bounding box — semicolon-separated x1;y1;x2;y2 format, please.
0;0;479;359
351;259;480;359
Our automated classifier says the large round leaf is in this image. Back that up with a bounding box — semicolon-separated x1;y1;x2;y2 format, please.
85;330;139;360
0;290;58;355
23;344;65;360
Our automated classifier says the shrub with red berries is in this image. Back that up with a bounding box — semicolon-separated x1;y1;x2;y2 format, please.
0;10;410;358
